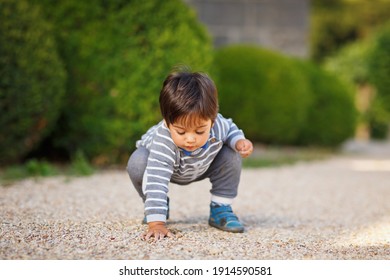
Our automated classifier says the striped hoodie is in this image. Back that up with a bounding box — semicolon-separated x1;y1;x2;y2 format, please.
136;113;245;222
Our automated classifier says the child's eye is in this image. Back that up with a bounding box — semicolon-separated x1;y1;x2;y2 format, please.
176;131;185;135
196;131;205;135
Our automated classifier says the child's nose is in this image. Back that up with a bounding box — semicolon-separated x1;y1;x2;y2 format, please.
186;134;196;142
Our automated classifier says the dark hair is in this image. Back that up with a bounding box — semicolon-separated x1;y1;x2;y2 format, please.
159;70;219;127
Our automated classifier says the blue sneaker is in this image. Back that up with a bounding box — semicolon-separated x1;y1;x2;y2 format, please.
208;203;244;233
142;197;170;224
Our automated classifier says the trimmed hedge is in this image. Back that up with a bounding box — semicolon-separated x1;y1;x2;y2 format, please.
368;23;390;137
0;0;66;165
32;0;214;164
214;45;357;146
294;60;357;146
369;23;390;109
214;45;312;144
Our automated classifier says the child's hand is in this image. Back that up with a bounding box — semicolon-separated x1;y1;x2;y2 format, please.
235;139;253;158
143;221;174;241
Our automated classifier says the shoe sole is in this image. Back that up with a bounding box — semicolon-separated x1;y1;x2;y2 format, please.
208;221;244;233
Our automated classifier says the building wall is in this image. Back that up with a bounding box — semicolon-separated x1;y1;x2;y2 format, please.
185;0;310;57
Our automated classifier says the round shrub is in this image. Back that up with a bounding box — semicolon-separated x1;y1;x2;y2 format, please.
368;22;390;137
33;0;213;164
0;0;66;165
294;61;357;146
369;23;390;112
214;45;312;144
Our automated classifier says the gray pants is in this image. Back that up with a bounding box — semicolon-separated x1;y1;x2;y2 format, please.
126;145;242;203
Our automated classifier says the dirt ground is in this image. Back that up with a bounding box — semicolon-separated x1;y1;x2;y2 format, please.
1;140;389;259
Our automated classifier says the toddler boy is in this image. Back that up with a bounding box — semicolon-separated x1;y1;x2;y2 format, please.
127;70;253;240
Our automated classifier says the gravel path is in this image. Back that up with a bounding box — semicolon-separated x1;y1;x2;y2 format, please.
1;141;390;260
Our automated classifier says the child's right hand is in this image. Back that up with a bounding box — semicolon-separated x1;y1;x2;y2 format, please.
143;221;174;241
235;138;253;158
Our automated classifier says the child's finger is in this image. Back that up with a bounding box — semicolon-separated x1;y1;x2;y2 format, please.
143;231;152;240
144;230;158;241
154;232;163;241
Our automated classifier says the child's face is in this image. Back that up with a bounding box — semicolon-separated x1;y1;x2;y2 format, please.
168;117;212;152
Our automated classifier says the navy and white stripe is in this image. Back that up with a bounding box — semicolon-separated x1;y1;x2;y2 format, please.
136;113;245;222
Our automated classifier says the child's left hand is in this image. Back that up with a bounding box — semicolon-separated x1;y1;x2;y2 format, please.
235;139;253;158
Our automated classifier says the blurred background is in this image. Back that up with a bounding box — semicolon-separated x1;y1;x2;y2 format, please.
1;0;390;178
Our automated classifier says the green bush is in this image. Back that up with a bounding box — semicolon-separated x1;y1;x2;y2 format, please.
369;24;390;138
324;37;388;140
324;39;373;86
68;150;94;176
366;96;390;139
369;23;390;113
294;61;357;146
214;45;312;144
25;159;58;177
32;0;213;164
0;159;59;183
0;0;66;165
311;0;390;62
